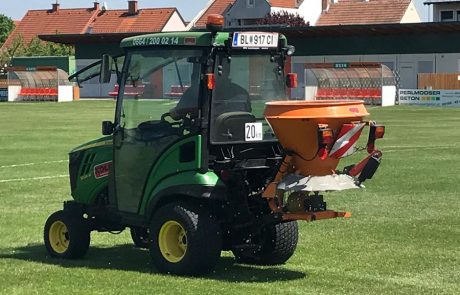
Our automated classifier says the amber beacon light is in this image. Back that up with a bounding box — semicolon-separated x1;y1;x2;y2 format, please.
206;14;224;31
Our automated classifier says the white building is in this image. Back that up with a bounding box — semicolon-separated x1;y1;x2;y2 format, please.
424;0;460;22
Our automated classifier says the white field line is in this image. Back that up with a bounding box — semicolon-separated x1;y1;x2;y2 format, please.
0;174;69;183
384;144;460;149
0;160;68;169
308;265;455;290
383;144;460;153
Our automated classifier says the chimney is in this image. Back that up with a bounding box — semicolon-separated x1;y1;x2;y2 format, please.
322;0;329;12
52;1;60;12
128;1;138;15
93;2;100;10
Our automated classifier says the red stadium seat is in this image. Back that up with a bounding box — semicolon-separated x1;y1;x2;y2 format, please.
109;85;119;97
316;88;327;99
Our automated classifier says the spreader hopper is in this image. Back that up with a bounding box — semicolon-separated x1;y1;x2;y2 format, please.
262;99;384;220
264;100;369;177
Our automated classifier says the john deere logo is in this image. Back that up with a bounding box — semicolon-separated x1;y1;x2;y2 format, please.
94;161;112;179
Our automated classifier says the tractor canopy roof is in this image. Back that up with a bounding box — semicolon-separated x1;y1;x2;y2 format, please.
121;31;287;49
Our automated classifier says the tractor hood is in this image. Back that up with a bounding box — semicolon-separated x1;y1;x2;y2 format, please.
68;136;113;203
70;136;113;153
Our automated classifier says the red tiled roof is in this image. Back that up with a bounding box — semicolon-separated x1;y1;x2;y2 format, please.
2;6;182;49
13;20;21;27
89;8;177;33
190;0;299;29
268;0;298;8
194;0;236;28
316;0;412;26
3;8;99;48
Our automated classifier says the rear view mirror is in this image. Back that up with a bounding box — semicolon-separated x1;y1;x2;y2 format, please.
102;121;114;135
100;54;112;84
286;73;298;88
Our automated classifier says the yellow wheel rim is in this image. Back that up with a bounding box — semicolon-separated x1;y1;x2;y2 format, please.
49;221;69;254
158;220;187;263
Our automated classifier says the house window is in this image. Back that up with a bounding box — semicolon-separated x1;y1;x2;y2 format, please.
247;0;255;8
418;61;433;74
243;19;258;26
440;10;454;22
457;11;460;21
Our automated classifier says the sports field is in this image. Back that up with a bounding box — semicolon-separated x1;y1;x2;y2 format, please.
0;101;459;294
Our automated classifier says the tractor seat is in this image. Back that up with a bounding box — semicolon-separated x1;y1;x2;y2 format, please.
213;112;256;142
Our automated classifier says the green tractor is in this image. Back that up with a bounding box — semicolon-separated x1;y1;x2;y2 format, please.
44;17;384;276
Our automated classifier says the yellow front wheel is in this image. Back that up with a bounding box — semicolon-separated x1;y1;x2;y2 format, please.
44;210;90;259
48;220;70;254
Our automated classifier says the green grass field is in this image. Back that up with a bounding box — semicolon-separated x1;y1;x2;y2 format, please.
0;101;459;294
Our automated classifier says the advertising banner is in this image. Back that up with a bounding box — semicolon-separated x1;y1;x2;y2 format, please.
398;89;460;107
0;88;8;102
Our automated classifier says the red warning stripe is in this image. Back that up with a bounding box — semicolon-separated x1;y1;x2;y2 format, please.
329;123;365;158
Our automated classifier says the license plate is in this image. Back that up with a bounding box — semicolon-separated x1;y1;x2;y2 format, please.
232;32;279;49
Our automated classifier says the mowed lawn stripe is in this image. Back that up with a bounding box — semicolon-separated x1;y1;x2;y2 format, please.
0;101;458;294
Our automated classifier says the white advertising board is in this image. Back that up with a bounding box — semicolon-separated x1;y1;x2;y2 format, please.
8;86;21;102
382;85;396;107
58;85;73;102
399;89;460;107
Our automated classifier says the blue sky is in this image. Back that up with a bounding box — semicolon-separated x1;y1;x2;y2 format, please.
0;0;430;22
0;0;210;21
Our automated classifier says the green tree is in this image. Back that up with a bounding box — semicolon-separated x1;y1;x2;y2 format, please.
25;37;74;57
0;35;74;65
257;11;309;27
0;35;25;66
0;14;15;47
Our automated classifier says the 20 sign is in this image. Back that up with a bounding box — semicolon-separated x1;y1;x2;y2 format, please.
245;123;263;141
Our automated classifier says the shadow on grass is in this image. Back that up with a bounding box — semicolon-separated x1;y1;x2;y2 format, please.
0;244;306;282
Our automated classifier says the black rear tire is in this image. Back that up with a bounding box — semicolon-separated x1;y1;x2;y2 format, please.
233;221;298;265
44;210;90;259
130;227;150;249
150;202;222;275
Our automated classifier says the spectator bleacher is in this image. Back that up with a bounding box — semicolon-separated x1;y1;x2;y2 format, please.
108;84;146;98
109;84;188;98
316;87;382;103
19;87;59;102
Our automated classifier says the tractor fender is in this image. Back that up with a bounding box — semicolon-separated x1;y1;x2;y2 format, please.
144;183;227;221
141;171;227;219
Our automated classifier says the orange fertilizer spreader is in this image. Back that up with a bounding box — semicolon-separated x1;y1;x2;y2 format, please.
262;100;384;221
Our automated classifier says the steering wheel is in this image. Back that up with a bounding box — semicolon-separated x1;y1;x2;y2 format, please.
160;112;183;129
161;112;172;122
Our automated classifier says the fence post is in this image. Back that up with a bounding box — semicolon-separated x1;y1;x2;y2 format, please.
380;64;384;107
394;70;400;105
